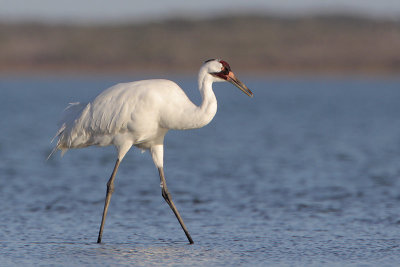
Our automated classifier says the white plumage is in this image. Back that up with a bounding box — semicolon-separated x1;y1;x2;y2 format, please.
50;59;253;244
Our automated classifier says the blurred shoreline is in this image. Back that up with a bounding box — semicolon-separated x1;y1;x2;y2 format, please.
1;15;400;76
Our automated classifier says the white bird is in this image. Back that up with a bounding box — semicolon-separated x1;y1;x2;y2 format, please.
50;59;253;244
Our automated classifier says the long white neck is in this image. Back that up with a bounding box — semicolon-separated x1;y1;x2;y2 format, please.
163;68;218;130
173;70;217;130
191;70;218;128
197;68;218;122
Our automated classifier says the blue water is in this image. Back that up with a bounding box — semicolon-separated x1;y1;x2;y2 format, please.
1;75;400;266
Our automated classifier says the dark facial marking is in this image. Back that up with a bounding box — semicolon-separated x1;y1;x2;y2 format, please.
218;60;231;75
204;59;216;63
207;59;232;80
219;60;231;72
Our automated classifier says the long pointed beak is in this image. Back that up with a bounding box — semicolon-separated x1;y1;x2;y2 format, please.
227;72;253;97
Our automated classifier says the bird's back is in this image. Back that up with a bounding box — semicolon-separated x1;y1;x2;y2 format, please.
52;79;196;155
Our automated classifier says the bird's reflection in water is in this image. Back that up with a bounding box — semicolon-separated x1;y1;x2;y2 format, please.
93;242;236;266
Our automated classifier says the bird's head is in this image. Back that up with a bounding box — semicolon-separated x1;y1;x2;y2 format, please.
203;59;253;97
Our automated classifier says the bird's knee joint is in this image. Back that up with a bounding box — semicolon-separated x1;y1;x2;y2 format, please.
107;182;115;194
162;189;172;201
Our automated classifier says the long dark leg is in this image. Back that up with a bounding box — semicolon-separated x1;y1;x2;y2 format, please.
97;159;121;243
158;167;194;244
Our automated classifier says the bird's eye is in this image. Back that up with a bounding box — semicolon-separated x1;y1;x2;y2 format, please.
222;68;229;75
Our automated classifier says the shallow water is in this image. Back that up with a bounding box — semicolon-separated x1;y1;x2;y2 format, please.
1;75;400;266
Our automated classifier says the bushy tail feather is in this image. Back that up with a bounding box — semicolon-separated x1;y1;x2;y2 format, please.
46;147;59;161
47;102;87;160
46;123;66;160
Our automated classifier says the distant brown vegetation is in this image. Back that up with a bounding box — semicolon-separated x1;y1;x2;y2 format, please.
1;15;400;75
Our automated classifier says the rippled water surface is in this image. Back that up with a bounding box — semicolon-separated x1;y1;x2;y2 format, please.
1;75;400;266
